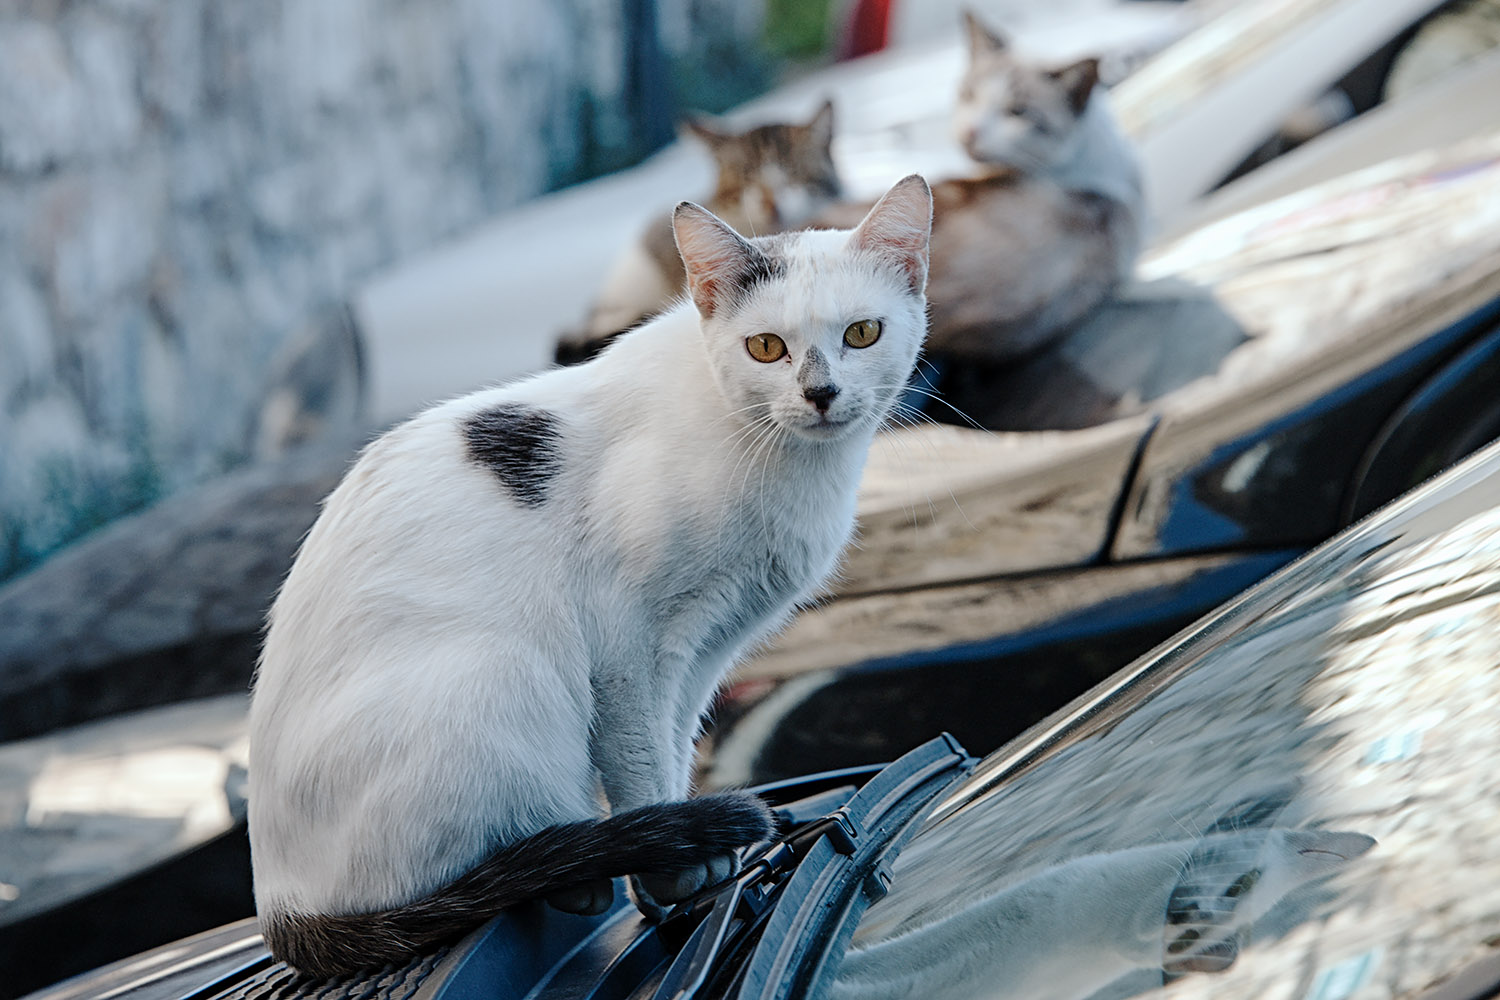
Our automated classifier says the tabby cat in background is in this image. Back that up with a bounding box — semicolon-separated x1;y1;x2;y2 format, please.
555;101;841;364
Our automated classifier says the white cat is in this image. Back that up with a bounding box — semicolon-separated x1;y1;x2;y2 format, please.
952;10;1144;224
247;175;933;977
830;824;1375;1000
914;11;1145;367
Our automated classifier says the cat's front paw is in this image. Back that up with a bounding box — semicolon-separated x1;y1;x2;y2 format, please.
630;854;740;920
547;879;615;916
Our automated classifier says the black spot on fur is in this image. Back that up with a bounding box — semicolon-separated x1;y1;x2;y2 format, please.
735;245;784;296
462;404;562;507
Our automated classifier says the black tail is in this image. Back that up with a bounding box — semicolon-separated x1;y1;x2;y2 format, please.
263;791;774;978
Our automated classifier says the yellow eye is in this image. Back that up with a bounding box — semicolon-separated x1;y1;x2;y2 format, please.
746;333;787;363
843;319;882;349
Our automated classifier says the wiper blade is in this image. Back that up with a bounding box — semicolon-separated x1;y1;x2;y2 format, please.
652;808;862;1000
653;873;743;1000
653;735;972;1000
736;733;973;1000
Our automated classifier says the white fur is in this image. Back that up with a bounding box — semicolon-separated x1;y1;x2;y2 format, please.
248;179;931;920
1041;94;1144;227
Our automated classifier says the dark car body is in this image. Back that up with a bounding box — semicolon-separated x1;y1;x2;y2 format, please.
27;426;1500;1000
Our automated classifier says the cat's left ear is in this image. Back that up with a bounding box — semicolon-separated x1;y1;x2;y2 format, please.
806;99;835;150
850;174;932;295
962;9;1009;60
682;115;731;151
673;202;773;318
1050;57;1101;114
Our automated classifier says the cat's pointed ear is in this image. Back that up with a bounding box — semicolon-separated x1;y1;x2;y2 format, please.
682;115;730;151
962;8;1008;60
850;174;932;295
1051;57;1101;113
806;99;836;150
673;202;772;318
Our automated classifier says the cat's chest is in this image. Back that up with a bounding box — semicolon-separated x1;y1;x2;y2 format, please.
591;461;855;644
659;487;850;598
653;516;838;657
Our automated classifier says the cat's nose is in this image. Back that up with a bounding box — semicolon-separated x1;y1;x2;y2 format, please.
803;385;839;412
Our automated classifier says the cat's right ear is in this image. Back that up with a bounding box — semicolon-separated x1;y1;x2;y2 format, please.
850;174;932;295
682;116;730;150
1051;57;1101;113
673;203;770;319
962;8;1009;60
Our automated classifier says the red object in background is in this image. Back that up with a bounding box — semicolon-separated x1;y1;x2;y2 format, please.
843;0;894;58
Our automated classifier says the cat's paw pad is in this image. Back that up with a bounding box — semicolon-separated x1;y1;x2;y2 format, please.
637;853;741;904
547;879;615;916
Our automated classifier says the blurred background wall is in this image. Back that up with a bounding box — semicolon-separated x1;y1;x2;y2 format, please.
0;0;771;583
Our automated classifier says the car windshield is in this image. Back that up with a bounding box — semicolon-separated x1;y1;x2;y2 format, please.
825;446;1500;1000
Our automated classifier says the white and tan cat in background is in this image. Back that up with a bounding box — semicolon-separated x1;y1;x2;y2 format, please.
249;175;933;978
922;10;1146;364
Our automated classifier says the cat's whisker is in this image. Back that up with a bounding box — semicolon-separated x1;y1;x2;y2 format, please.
869;382;986;433
717;412;781;558
723;412;777;455
872;413;948;531
749;419;790;529
724;415;784;543
876;400;979;533
874;420;925;527
717;399;776;426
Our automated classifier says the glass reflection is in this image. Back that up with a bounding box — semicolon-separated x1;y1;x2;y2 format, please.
833;499;1500;1000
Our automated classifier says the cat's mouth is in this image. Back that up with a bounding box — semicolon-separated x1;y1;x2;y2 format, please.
792;413;856;440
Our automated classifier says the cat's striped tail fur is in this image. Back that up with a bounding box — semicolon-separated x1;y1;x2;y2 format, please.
263;792;774;978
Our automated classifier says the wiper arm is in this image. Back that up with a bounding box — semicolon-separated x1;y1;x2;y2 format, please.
652;808;862;1000
735;733;973;1000
653;735;973;1000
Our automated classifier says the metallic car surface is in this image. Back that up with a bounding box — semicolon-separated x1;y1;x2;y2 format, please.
1110;137;1500;559
799;439;1500;1000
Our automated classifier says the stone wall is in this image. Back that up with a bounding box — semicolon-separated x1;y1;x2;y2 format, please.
0;0;766;582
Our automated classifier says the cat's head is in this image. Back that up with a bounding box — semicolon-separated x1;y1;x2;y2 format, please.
952;10;1101;171
1161;827;1376;976
685;101;841;234
673;174;931;444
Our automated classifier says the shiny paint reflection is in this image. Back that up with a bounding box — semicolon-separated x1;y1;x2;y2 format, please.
835;442;1500;1000
708;550;1296;787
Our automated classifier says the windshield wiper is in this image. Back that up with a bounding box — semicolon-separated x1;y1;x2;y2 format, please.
652;734;973;1000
